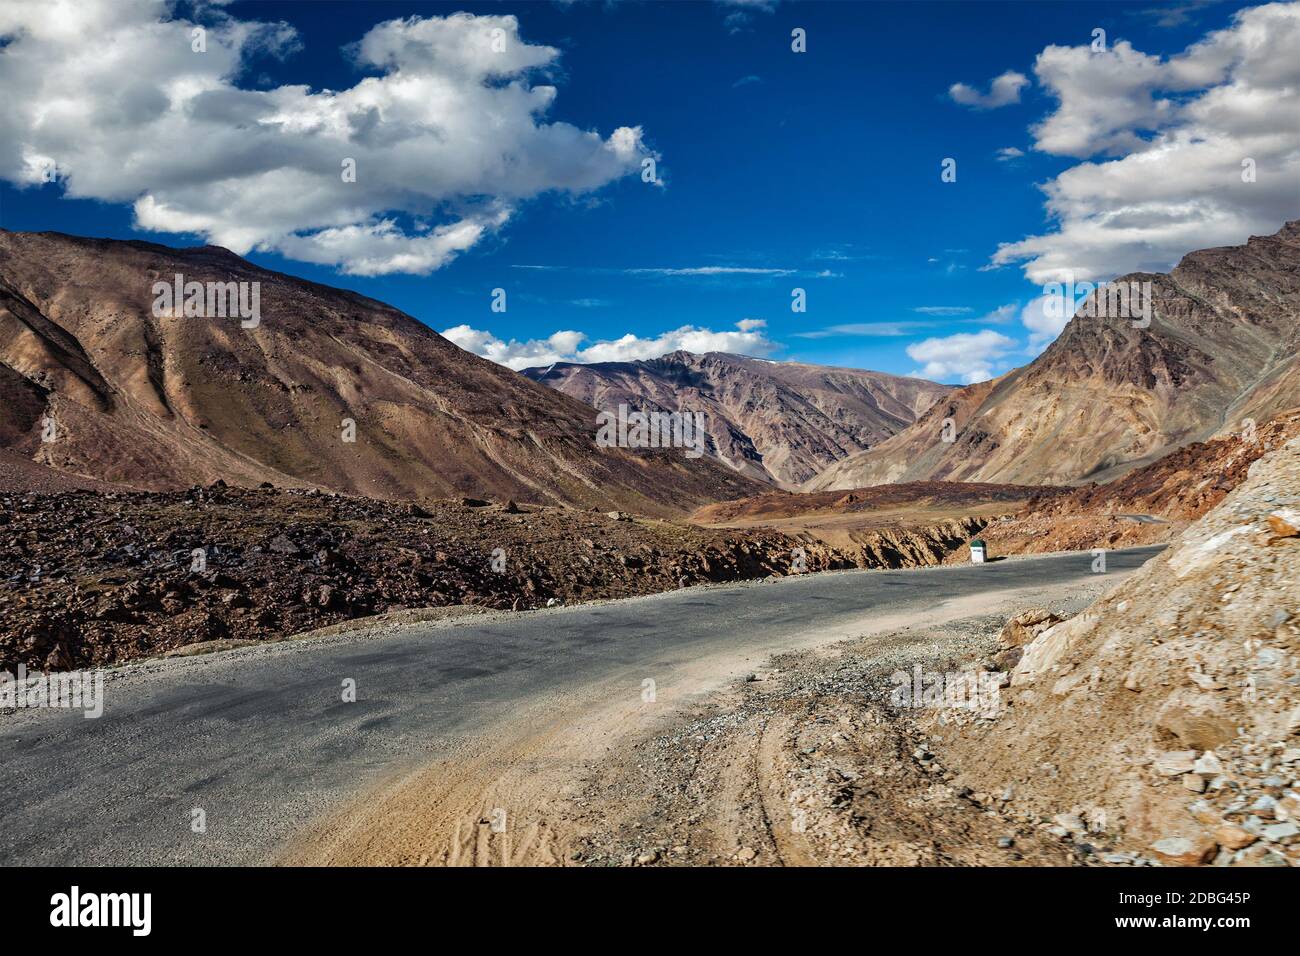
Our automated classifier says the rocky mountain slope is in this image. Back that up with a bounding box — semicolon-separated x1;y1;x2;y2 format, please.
941;431;1300;866
0;231;764;514
524;351;950;487
958;407;1300;559
692;480;1063;527
1027;407;1300;523
808;222;1300;490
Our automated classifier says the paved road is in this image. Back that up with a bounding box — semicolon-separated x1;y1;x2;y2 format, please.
1116;513;1169;524
0;546;1163;866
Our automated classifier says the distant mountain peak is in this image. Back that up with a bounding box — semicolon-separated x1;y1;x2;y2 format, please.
808;222;1300;491
523;350;951;487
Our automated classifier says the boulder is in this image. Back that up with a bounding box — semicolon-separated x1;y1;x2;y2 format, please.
997;608;1065;648
1150;835;1217;866
1010;613;1092;686
1152;750;1198;776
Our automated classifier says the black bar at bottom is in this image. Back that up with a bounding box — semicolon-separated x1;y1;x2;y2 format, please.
0;865;1286;941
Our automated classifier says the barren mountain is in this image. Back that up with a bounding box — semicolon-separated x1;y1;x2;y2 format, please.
682;412;1298;568
1028;407;1300;523
0;231;765;514
524;351;950;487
808;222;1300;490
949;407;1300;560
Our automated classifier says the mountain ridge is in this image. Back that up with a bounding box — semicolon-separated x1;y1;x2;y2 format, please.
0;230;766;514
808;222;1300;491
523;349;951;487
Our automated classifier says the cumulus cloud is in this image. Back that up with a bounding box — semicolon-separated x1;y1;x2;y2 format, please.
948;70;1029;109
906;330;1016;384
991;2;1300;285
995;146;1025;161
442;319;776;370
0;1;652;275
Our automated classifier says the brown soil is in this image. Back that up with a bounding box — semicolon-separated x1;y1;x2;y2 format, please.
689;481;1064;558
695;410;1300;567
567;616;1088;867
0;446;130;494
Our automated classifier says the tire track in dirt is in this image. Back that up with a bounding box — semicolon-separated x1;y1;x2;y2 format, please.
755;713;821;866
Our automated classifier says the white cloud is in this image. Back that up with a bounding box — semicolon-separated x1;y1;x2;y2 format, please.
906;330;1016;384
979;303;1020;324
991;2;1300;285
913;306;973;316
0;2;652;275
442;319;776;370
810;245;884;262
718;0;778;33
1019;295;1071;353
793;322;928;339
948;70;1029;109
510;262;835;280
625;266;795;277
1134;1;1224;29
995;146;1025;161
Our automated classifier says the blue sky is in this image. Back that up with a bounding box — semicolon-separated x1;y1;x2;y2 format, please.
2;0;1295;382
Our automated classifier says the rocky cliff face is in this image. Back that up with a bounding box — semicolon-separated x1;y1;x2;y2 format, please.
0;231;765;514
808;222;1300;490
524;351;950;488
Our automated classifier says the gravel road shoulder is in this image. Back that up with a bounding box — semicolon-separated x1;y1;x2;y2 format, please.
283;573;1126;867
570;602;1107;867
